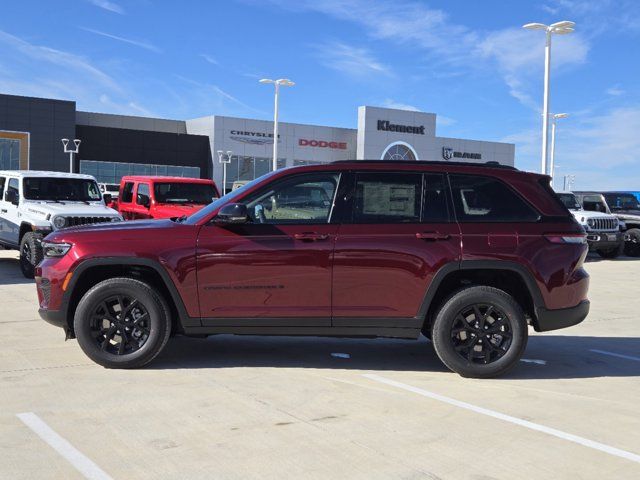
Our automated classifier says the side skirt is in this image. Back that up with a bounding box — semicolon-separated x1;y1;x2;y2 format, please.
182;325;421;339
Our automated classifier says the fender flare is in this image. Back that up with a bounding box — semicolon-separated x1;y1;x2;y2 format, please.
416;260;545;325
61;257;198;329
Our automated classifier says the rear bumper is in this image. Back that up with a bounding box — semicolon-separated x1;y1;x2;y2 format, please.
534;300;590;332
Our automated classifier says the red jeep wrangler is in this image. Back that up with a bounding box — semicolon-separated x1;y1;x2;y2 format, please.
36;161;590;378
117;176;220;220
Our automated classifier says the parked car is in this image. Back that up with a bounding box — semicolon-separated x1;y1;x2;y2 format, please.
555;191;623;258
99;183;120;209
116;176;220;220
0;170;122;278
574;191;640;257
36;160;590;378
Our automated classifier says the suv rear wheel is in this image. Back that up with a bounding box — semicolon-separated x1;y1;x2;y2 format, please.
19;232;43;279
431;286;528;378
74;278;171;368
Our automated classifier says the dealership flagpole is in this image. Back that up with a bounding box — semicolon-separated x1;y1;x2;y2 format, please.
523;21;575;175
260;78;295;172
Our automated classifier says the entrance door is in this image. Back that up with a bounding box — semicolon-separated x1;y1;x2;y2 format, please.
196;171;342;326
332;172;461;326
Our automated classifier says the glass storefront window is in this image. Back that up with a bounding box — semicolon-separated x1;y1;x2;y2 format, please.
80;160;201;185
0;138;20;170
225;156;286;190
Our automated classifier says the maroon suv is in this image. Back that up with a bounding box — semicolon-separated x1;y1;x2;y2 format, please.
36;161;589;378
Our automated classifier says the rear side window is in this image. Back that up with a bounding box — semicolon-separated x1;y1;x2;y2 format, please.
353;172;422;223
121;182;134;203
450;174;540;223
423;174;449;223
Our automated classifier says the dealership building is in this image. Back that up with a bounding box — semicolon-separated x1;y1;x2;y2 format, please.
0;93;515;192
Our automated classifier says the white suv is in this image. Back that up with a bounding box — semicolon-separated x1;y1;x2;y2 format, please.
0;171;122;277
556;191;623;258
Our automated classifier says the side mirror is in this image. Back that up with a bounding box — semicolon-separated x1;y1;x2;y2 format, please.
137;194;150;208
215;203;249;224
103;193;112;205
5;190;18;206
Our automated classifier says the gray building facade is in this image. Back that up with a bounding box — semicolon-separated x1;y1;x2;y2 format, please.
0;93;515;192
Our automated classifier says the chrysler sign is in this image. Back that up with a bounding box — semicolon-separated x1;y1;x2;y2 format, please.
377;120;425;135
229;130;280;145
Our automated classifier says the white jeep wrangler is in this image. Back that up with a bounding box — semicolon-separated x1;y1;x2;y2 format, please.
0;171;122;278
556;191;624;258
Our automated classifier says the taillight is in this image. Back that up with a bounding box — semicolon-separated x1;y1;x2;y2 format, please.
544;233;587;244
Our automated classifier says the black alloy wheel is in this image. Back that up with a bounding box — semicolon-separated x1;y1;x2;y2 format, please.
450;304;512;364
431;286;528;378
74;277;171;368
90;295;151;355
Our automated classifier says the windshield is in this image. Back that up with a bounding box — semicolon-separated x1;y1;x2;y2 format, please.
23;178;102;202
557;193;581;210
153;182;219;205
185;171;278;225
604;193;639;210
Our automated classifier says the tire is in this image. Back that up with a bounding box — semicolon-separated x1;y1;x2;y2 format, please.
624;228;640;257
74;277;171;369
431;286;528;378
597;245;622;259
19;232;43;279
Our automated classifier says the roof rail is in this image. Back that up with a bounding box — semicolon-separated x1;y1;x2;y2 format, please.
330;159;518;170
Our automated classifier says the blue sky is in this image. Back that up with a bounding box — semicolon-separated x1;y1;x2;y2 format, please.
1;0;639;189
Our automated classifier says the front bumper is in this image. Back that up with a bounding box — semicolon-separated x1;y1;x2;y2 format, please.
534;300;590;332
586;231;623;250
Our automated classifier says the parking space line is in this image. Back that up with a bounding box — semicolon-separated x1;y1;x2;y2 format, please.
16;412;113;480
363;374;640;465
590;349;640;362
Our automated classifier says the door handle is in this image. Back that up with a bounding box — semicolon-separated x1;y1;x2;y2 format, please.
416;232;450;241
0;209;7;213
293;232;330;242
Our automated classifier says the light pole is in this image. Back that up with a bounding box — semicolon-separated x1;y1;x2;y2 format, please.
563;174;575;191
61;138;81;173
549;113;569;186
217;150;232;195
259;78;294;171
523;20;575;175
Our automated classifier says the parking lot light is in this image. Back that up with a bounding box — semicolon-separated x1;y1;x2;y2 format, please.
217;150;232;195
523;20;575;175
549;113;569;187
61;138;81;173
259;78;295;172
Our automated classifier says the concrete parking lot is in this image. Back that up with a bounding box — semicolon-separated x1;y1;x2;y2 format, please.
0;250;639;480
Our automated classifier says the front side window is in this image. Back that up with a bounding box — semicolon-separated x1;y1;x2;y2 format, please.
121;182;134;203
450;175;540;222
154;182;218;205
8;178;19;195
353;173;422;223
136;183;150;205
244;173;340;224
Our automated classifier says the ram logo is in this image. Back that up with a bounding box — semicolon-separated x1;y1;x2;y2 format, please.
442;147;454;160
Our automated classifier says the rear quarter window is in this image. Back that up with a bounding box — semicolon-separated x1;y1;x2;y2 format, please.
450;174;540;223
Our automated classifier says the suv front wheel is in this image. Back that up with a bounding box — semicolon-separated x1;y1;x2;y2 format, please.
74;278;172;368
431;286;528;378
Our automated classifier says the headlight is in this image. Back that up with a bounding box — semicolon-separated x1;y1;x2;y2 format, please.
53;216;67;229
42;241;72;258
587;218;594;227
